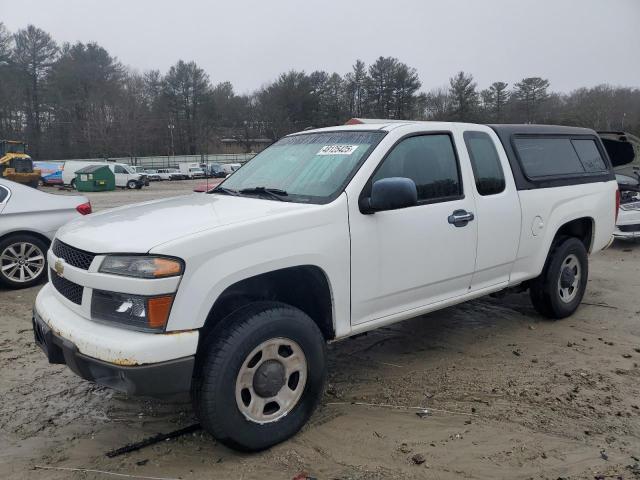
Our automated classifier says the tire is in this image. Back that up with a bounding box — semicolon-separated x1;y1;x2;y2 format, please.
0;234;48;289
192;301;326;451
529;237;589;319
70;179;77;190
126;180;138;189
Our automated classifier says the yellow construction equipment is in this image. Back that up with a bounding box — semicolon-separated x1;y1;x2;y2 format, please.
0;140;41;187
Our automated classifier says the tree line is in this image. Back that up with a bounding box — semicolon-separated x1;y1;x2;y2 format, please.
0;23;638;160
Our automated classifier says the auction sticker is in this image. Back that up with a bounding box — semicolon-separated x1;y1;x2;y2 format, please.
317;145;359;155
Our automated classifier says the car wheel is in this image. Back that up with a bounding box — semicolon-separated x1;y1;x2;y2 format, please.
192;301;326;451
0;234;48;289
127;180;138;189
529;237;589;319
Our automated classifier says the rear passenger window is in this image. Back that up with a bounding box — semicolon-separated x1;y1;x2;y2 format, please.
514;137;608;179
372;134;461;202
463;131;505;195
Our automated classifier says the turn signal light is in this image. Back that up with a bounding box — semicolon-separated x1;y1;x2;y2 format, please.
76;202;92;215
148;295;174;329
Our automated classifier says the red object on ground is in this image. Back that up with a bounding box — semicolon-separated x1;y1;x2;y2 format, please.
193;179;223;192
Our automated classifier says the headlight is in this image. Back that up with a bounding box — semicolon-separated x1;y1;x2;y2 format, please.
99;256;183;278
91;290;174;332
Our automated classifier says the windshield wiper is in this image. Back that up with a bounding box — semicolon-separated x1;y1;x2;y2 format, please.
238;186;289;201
210;186;239;196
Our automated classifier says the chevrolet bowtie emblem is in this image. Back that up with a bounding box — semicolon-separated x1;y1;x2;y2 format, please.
54;258;65;277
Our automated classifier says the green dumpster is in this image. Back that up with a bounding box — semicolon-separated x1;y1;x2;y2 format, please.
74;164;115;192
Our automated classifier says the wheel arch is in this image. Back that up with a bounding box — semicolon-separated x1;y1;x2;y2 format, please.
200;265;335;347
552;216;594;253
0;229;52;248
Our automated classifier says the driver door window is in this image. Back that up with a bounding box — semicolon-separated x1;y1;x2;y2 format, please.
372;134;463;203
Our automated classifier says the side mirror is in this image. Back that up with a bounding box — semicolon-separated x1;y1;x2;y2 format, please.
360;177;418;214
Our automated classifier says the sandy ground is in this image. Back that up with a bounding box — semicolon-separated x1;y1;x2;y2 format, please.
1;181;639;480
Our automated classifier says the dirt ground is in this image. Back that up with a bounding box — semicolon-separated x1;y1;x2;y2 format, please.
1;180;639;480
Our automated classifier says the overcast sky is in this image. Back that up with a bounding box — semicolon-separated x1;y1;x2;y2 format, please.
1;0;638;94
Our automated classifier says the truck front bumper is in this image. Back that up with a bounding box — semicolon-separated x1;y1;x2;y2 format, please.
33;309;194;396
33;283;198;396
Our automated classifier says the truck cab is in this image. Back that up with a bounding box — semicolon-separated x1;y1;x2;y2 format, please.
33;121;617;452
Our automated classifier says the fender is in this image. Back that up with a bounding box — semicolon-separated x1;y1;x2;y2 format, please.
509;180;616;285
155;195;351;336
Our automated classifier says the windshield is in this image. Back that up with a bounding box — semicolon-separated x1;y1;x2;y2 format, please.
216;131;385;203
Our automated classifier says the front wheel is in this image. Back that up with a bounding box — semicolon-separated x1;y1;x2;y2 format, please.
192;302;326;451
126;180;138;189
0;234;48;289
529;237;589;319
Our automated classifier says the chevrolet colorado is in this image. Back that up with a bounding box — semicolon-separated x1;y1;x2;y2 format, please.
33;121;618;451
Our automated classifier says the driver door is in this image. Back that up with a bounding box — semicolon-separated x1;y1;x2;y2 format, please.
348;132;478;325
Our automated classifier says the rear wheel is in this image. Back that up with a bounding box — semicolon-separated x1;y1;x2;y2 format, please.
192;302;326;451
529;237;588;319
0;234;48;289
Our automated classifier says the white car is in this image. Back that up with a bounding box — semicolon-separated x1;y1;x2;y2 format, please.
144;169;162;181
62;161;146;189
221;163;242;175
614;173;640;239
0;179;90;288
34;121;616;451
156;168;187;181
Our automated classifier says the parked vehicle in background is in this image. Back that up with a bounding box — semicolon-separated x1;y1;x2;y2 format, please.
221;162;242;175
614;173;640;238
33;161;64;185
156;168;188;180
144;169;161;181
0;140;41;188
62;161;146;189
205;163;228;178
33;120;617;452
179;163;206;179
0;178;90;288
598;131;640;239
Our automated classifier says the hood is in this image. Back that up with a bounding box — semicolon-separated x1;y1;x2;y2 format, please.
56;193;315;253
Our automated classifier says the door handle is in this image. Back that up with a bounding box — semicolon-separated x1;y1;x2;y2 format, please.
448;209;475;227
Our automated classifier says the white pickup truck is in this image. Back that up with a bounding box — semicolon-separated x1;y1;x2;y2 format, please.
33;121;618;451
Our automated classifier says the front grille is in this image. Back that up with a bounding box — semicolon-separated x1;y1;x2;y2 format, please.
50;269;83;305
52;239;96;270
619;224;640;233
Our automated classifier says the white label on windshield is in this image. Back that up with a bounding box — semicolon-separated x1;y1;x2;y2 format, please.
317;145;358;156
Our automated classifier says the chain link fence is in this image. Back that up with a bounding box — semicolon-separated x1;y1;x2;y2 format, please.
43;153;256;170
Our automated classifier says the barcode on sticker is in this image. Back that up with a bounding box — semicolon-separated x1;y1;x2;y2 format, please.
317;145;359;156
